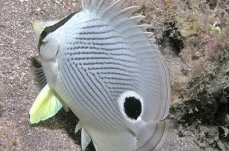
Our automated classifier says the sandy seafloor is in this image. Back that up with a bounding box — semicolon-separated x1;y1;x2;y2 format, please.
1;0;229;151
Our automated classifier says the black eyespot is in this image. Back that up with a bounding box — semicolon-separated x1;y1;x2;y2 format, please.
124;97;142;120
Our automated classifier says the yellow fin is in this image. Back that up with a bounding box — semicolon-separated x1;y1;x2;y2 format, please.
29;84;62;124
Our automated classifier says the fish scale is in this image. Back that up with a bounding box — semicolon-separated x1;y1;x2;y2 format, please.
60;62;125;130
29;0;171;150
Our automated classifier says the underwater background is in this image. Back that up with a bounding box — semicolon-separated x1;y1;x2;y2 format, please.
0;0;228;150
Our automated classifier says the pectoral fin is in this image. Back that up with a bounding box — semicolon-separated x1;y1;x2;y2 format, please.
29;84;62;124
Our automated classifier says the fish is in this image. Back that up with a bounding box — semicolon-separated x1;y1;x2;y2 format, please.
29;0;171;150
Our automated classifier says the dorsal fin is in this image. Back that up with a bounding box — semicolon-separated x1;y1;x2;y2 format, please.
81;0;151;46
96;0;109;13
112;5;138;17
101;0;125;17
130;15;145;24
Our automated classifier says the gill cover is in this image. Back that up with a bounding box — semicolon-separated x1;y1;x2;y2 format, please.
32;12;77;59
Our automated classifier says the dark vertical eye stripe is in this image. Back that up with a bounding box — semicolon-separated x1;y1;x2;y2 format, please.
38;12;77;50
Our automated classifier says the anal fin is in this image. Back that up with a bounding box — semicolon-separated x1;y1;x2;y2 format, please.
81;127;91;151
75;121;82;133
92;141;101;151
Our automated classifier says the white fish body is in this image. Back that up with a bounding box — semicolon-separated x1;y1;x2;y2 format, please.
30;0;171;150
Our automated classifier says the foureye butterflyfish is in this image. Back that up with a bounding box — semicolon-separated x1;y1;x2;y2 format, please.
29;0;171;150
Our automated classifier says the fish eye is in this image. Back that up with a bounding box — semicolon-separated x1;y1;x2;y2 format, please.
124;96;142;120
40;30;48;43
118;91;143;121
37;29;49;52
